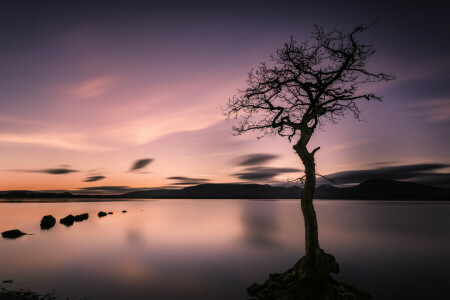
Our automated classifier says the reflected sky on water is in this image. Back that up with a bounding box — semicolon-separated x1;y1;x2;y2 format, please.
0;199;449;299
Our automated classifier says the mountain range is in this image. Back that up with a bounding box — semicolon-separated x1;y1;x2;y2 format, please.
1;179;449;200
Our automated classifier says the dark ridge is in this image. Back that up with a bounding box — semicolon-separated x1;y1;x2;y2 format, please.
122;189;172;198
315;178;449;200
161;183;302;199
0;179;448;200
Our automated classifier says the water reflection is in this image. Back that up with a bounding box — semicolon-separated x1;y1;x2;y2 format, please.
0;200;448;300
241;201;280;248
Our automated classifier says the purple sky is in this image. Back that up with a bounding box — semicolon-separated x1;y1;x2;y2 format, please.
0;0;449;192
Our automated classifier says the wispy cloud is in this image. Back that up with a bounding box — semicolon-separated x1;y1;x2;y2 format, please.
407;99;450;123
0;115;54;127
233;167;300;181
84;175;106;182
72;76;117;99
8;167;79;174
75;186;149;194
322;139;371;153
319;163;450;188
233;153;280;166
104;105;222;146
129;158;153;172
167;176;211;185
0;132;113;152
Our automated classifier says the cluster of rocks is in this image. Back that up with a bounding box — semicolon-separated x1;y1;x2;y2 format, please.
2;209;129;239
59;213;89;227
98;210;127;217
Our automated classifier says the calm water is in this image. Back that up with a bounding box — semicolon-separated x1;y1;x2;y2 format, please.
0;199;449;300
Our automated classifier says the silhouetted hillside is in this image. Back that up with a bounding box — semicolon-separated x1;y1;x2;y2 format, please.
1;179;448;200
315;178;449;200
2;191;76;198
163;183;302;199
0;190;112;199
123;180;449;200
122;189;173;198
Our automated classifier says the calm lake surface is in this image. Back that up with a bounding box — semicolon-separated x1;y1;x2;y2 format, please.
0;199;449;300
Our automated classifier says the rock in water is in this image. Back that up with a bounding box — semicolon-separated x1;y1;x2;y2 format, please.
122;210;127;213
2;229;27;239
98;211;107;217
108;212;113;215
40;215;56;229
74;213;89;222
60;215;75;226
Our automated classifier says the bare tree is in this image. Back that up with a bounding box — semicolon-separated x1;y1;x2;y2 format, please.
226;24;394;298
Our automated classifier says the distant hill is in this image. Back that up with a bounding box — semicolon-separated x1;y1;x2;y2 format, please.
1;179;449;200
121;189;173;198
0;190;110;199
314;178;449;200
160;184;301;199
120;184;301;199
123;179;448;200
1;190;76;198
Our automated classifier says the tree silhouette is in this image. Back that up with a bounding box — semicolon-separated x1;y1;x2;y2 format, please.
226;24;394;299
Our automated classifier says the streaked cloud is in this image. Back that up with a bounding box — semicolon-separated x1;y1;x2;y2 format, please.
322;139;371;153
129;158;153;172
72;76;117;99
8;167;79;174
167;176;211;185
320;163;450;188
233;153;280;166
84;175;106;182
105;109;222;146
233;167;300;181
75;186;149;194
0;132;113;152
407;99;450;123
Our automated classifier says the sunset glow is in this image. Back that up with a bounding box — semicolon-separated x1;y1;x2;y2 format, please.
0;1;448;193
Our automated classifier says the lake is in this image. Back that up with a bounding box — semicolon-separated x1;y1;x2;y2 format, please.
0;199;449;299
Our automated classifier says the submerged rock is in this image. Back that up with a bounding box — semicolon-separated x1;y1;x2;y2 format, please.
40;215;56;230
59;215;75;226
74;213;89;222
2;229;27;239
98;211;107;217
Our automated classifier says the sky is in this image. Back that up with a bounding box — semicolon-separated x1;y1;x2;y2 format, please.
0;0;449;193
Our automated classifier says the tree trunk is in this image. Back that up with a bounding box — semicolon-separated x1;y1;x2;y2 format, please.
293;131;320;260
247;131;374;299
247;132;375;299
